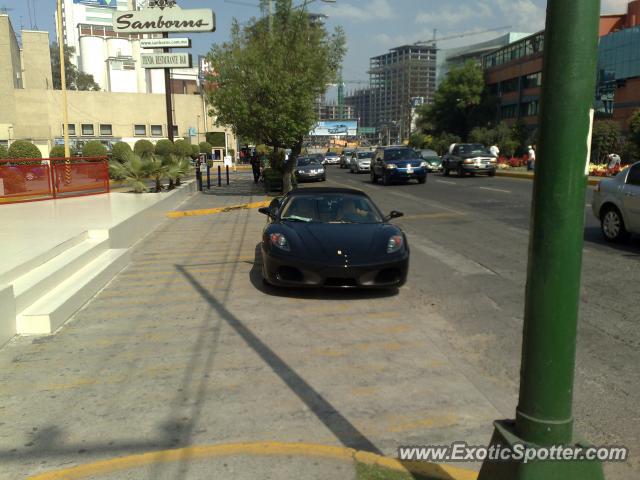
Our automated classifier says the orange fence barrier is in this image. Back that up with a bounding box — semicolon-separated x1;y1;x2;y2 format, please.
0;157;109;205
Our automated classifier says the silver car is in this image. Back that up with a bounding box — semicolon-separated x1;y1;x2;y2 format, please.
592;161;640;241
350;150;374;173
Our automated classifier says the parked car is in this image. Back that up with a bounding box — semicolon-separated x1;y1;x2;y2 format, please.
442;143;497;177
258;187;408;288
592;161;640;242
339;149;356;168
370;146;427;185
323;152;341;165
294;156;326;182
350;150;374;173
419;149;442;172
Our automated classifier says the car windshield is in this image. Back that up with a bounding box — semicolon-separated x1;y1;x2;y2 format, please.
326;153;339;157
460;144;489;155
280;194;384;224
357;152;373;159
384;149;417;161
297;158;321;166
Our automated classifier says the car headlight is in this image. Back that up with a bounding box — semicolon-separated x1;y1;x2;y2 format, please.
270;233;290;251
385;163;397;170
387;235;403;253
420;161;428;167
463;158;476;164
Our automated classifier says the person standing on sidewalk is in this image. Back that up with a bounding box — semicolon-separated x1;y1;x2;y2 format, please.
527;145;536;171
489;144;500;158
250;153;261;183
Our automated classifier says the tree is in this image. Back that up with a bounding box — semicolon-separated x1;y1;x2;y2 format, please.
0;144;8;159
174;139;192;158
199;141;213;154
49;144;76;158
418;61;489;138
155;139;176;158
111;142;133;163
82;141;108;157
628;109;640;150
591;120;621;162
50;43;100;91
8;141;41;159
204;0;346;192
134;139;155;158
190;144;200;158
109;151;150;193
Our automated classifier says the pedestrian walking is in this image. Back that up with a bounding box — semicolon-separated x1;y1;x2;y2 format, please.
527;145;536;171
250;153;261;184
489;144;500;158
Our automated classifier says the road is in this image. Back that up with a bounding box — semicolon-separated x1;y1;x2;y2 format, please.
321;165;640;479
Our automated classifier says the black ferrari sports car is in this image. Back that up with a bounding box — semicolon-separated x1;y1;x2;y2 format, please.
258;187;409;288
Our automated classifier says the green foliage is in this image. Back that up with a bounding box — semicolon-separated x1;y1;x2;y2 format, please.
82;140;108;157
190;144;200;158
155;139;176;157
111;142;132;163
7;140;41;159
134;139;155;158
49;144;76;158
0;144;7;159
108;151;150;193
204;1;346;151
174;139;192;158
408;133;432;149
205;132;226;147
430;133;462;156
591;120;621;162
199;141;213;154
50;43;100;91
628;109;640;150
468;122;517;156
421;61;488;138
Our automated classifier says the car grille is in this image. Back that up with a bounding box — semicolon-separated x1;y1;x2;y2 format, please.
324;277;358;287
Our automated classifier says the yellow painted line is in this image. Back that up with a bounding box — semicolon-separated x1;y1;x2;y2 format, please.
29;441;477;480
167;200;271;218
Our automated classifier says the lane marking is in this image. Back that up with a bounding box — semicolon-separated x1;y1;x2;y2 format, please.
28;441;478;480
478;186;511;194
409;236;496;276
167;200;271;218
436;180;457;185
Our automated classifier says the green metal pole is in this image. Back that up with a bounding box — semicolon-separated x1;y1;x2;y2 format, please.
516;0;601;446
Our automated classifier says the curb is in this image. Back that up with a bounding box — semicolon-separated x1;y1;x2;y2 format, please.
27;441;478;480
495;170;601;186
166;200;271;218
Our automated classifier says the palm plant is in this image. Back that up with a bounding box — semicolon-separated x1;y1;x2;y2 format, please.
108;151;150;193
146;154;168;192
164;154;190;189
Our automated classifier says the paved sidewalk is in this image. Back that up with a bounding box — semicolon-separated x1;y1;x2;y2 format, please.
0;177;491;479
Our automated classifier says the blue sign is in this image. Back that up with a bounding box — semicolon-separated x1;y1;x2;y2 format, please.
73;0;117;8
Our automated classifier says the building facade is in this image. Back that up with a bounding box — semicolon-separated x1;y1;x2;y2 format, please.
0;15;233;157
483;0;640;131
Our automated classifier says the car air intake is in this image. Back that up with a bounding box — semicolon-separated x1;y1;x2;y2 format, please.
277;266;304;283
375;268;401;284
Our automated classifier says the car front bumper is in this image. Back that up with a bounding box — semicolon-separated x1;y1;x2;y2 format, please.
386;167;427;180
355;163;371;172
295;171;325;182
462;164;496;173
262;249;409;288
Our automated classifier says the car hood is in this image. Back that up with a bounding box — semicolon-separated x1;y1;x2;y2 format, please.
278;222;401;263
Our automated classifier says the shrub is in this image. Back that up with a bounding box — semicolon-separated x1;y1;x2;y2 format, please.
49;144;76;158
155;139;175;157
205;131;225;147
82;140;108;157
0;144;7;159
199;141;213;154
7;140;41;159
111;142;132;163
134;139;155;158
174;139;192;158
190;144;200;158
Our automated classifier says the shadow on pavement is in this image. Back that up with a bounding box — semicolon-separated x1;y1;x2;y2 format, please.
248;244;399;301
583;226;640;256
175;264;383;455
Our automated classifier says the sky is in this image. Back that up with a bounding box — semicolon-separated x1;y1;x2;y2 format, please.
3;0;633;95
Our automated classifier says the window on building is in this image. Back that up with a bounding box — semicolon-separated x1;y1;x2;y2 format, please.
81;124;94;136
172;125;179;137
521;100;540;117
100;124;113;136
134;124;147;136
501;78;519;93
151;125;163;136
523;72;542;89
63;124;76;136
500;104;517;119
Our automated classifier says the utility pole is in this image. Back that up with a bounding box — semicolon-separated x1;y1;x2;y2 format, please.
56;0;70;159
479;1;603;478
163;32;174;142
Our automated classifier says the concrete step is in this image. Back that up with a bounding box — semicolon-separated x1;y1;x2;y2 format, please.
16;249;130;335
13;234;110;313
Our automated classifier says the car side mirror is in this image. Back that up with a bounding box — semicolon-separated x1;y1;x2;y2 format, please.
387;210;404;220
258;207;272;217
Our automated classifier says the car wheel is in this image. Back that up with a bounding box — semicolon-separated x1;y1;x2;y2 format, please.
488;170;496;177
371;171;378;183
601;206;628;242
443;168;450;176
418;176;426;184
382;173;391;186
457;165;465;177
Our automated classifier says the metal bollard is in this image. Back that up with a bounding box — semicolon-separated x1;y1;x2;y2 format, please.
206;164;211;189
217;165;222;187
226;165;230;185
196;168;202;192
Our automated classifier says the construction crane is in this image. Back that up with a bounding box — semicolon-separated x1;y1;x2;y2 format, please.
414;25;512;46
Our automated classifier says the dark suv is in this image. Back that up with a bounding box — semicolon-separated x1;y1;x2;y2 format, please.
370;146;427;185
443;143;497;177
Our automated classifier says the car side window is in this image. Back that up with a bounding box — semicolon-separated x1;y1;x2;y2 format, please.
626;164;640;186
452;146;460;155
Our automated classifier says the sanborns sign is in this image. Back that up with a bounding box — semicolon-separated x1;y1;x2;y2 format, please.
113;6;215;33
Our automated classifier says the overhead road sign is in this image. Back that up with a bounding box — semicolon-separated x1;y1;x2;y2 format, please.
140;37;191;49
113;5;216;33
141;52;192;69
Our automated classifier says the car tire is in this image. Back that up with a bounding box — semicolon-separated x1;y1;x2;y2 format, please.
371;171;378;183
601;205;628;242
457;165;465;177
488;170;496;177
418;176;426;184
382;173;391;186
